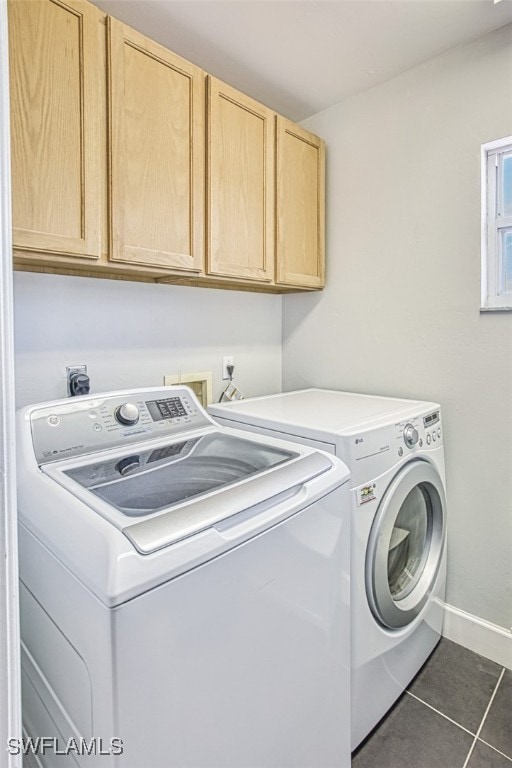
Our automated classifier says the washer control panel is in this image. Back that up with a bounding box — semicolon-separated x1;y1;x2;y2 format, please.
115;402;140;426
30;388;212;465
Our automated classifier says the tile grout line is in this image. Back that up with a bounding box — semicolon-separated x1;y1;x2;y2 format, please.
461;667;506;768
405;691;476;736
478;739;512;764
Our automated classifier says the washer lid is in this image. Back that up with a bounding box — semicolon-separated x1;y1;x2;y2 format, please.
122;450;333;554
46;431;336;554
64;432;297;514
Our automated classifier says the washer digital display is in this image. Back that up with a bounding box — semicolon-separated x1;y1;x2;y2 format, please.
146;397;187;422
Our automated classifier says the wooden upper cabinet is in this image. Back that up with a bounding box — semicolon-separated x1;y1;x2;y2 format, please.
9;1;326;291
207;77;274;283
8;0;103;260
108;18;204;272
276;117;325;288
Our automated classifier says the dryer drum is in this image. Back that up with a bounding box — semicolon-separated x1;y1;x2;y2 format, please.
366;460;446;630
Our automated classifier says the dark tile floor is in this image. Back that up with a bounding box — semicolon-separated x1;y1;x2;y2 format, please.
352;639;511;768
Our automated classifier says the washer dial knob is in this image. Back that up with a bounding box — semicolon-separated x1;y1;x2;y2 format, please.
115;402;140;426
115;455;140;476
403;423;419;448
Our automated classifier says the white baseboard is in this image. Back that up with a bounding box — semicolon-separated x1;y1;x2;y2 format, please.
441;600;512;670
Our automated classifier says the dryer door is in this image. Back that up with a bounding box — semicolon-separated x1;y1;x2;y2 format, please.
366;460;446;629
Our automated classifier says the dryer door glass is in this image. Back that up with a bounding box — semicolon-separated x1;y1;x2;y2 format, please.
366;461;446;629
387;485;429;600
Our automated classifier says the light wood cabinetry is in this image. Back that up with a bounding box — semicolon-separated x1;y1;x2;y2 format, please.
8;0;104;262
276;117;325;288
206;77;274;283
108;18;204;273
9;0;326;292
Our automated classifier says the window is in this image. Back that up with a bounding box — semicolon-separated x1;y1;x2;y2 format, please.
482;136;512;310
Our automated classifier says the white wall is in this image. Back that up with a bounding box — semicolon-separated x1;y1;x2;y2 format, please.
14;272;282;407
12;22;512;649
284;25;512;630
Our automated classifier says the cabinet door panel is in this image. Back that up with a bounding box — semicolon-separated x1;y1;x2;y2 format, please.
108;19;204;272
207;77;274;282
276;118;325;288
9;0;102;259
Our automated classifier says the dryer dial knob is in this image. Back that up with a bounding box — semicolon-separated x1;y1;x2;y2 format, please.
115;402;140;426
403;423;419;448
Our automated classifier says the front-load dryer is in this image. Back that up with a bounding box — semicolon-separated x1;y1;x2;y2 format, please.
17;387;352;768
209;388;447;750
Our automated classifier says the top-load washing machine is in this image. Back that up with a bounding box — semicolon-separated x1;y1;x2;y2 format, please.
17;386;352;768
209;388;447;750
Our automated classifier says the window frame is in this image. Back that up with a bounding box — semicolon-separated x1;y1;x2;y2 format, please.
481;136;512;311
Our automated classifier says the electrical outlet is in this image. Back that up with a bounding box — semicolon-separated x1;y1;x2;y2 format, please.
66;364;87;379
66;365;88;396
222;356;234;380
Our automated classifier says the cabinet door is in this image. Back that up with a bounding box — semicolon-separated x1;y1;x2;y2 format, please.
108;18;204;272
276;117;325;288
9;0;103;260
207;77;274;282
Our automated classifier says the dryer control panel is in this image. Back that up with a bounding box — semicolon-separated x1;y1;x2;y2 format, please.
346;407;443;487
393;410;442;456
28;387;212;465
422;410;442;447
